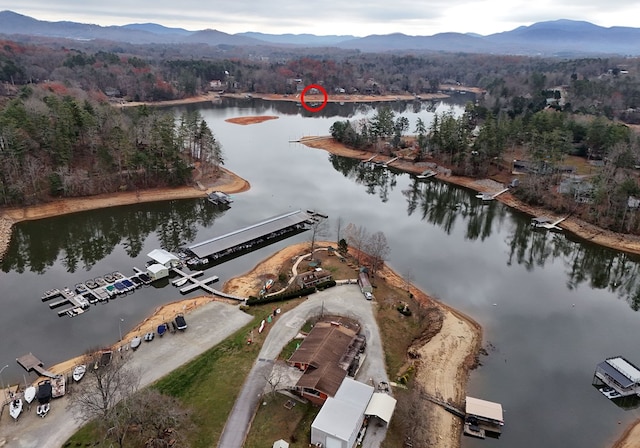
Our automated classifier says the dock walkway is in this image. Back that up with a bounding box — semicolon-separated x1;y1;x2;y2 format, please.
16;353;57;378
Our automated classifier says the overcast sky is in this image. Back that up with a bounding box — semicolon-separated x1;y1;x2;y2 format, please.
4;1;640;36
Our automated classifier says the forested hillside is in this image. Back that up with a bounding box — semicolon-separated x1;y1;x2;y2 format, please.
0;84;223;206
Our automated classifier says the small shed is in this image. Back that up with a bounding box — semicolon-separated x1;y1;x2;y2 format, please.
147;263;169;281
364;392;397;425
147;249;179;268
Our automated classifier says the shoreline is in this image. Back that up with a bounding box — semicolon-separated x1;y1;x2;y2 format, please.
0;167;249;261
299;136;640;257
117;91;450;108
6;237;479;448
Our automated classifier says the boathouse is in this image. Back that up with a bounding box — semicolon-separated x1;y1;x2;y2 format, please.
147;249;180;268
593;356;640;397
186;210;312;261
147;264;169;281
464;396;504;437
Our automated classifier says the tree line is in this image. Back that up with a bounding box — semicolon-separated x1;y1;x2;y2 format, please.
0;85;223;206
2;38;640;122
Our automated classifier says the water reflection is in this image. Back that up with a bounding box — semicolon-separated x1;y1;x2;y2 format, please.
2;199;227;274
201;97;444;119
328;157;640;311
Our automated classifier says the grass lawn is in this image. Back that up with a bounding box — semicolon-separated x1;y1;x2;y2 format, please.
244;394;319;448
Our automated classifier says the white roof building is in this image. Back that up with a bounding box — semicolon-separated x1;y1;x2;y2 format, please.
311;378;374;448
365;393;397;424
147;249;179;267
147;263;169;281
465;396;504;425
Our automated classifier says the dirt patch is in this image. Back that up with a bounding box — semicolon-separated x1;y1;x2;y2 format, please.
225;115;279;125
612;418;640;448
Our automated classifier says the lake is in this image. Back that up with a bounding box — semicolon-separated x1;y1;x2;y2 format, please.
2;96;640;447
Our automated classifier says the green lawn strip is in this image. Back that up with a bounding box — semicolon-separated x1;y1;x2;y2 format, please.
152;316;262;448
244;395;320;447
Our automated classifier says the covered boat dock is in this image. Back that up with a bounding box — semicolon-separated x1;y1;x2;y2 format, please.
186;210;313;261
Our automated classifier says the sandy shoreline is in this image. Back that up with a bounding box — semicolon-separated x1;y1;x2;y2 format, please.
225;115;279;125
0;167;249;261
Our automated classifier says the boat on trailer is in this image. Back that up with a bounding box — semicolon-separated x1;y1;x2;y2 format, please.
9;398;23;420
24;385;36;404
73;364;87;382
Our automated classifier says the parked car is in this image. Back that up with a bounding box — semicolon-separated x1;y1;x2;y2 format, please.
364;292;373;300
175;313;187;330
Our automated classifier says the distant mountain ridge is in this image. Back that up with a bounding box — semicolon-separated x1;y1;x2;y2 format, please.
1;11;639;56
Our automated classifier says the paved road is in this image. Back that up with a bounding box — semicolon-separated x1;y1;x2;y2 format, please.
217;284;390;448
0;301;252;448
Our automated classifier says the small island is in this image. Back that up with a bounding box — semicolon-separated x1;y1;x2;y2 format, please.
225;115;279;125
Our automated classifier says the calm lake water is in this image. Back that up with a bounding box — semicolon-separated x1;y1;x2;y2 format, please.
2;97;640;447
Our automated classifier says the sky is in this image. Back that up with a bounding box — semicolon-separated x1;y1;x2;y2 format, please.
4;0;640;36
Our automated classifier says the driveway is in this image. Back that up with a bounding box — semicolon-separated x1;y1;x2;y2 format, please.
0;301;253;448
217;284;390;448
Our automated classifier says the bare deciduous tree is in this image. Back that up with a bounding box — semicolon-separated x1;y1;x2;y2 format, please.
67;349;141;447
366;231;390;278
344;222;368;264
308;216;329;261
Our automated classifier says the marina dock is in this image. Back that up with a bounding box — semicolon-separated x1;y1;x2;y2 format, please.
17;353;57;378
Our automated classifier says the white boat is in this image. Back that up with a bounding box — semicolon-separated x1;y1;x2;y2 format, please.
9;398;23;420
24;386;36;404
130;336;142;350
36;402;50;418
174;277;188;287
73;365;87;382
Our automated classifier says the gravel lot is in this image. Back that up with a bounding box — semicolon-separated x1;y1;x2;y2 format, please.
0;301;252;448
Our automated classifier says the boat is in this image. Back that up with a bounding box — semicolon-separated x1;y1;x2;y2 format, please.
94;350;113;369
264;279;274;291
130;336;142;350
174;277;188;287
94;277;107;287
103;274;116;283
51;375;66;398
36;402;50;418
144;332;155;342
121;278;135;290
75;283;88;294
207;191;233;205
157;323;167;337
24;385;36;404
73;364;87;382
36;380;53;404
84;279;98;289
9;398;22;420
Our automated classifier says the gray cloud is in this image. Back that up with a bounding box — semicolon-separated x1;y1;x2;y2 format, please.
4;0;639;36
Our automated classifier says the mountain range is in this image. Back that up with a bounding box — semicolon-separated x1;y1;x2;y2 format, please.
1;11;639;56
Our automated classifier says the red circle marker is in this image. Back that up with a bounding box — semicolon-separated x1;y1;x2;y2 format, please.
300;84;328;112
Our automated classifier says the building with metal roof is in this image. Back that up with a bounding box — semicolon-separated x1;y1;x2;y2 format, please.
147;249;179;267
311;378;374;448
186;210;312;260
593;356;640;398
465;396;504;437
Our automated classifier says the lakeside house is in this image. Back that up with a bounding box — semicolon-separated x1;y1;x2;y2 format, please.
287;321;365;405
296;269;332;289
